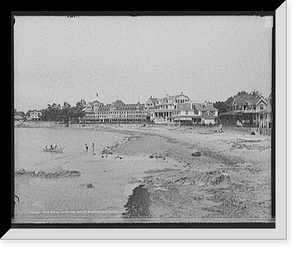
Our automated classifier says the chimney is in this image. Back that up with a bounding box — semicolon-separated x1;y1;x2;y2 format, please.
181;91;183;95
166;93;169;97
190;102;193;110
150;96;152;98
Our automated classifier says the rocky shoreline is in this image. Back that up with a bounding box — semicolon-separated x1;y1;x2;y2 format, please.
15;169;81;178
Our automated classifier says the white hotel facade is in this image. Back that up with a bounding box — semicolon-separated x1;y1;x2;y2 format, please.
84;92;219;125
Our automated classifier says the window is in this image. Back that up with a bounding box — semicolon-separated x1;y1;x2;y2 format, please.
260;104;264;110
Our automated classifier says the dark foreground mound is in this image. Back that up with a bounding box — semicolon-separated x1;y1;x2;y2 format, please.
123;185;151;218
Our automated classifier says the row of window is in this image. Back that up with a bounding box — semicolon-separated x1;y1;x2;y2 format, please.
174;110;216;116
235;104;264;110
175;99;190;103
86;110;145;114
86;115;146;119
156;99;190;105
154;105;175;110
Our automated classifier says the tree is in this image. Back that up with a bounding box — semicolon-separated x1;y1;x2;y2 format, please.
14;109;25;117
40;103;62;122
38;99;86;123
226;96;234;107
72;99;86;123
61;102;71;124
250;89;261;98
236;91;249;97
213;101;231;114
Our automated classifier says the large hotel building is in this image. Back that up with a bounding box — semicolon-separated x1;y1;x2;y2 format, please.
83;92;219;125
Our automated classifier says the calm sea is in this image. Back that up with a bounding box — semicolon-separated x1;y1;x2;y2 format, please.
14;127;128;223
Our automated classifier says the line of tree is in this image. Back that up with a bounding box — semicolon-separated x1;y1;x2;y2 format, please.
41;99;86;123
14;99;86;123
14;109;25;117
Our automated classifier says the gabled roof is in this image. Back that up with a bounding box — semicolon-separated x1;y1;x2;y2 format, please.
166;94;191;104
153;93;191;105
234;96;251;106
175;103;194;112
193;102;218;112
254;97;268;105
99;105;110;110
232;94;267;106
202;103;218;111
87;100;104;107
111;100;125;106
193;103;206;111
147;97;158;104
167;94;189;100
202;111;217;119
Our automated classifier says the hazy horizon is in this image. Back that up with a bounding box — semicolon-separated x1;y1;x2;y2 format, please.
14;15;273;112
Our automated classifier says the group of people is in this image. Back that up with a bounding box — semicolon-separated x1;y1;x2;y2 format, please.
85;143;95;154
45;144;58;150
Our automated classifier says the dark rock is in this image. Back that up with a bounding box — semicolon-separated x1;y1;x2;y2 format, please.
15;169;27;176
37;171;45;176
191;149;201;157
69;171;81;177
123;185;150;218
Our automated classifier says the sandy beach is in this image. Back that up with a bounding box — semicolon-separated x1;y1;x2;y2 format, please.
14;122;272;223
91;123;272;222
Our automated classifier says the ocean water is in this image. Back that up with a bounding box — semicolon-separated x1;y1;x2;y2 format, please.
14;127;124;172
13;127;128;223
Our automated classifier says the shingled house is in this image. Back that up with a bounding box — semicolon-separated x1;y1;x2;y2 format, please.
172;102;218;125
219;93;270;127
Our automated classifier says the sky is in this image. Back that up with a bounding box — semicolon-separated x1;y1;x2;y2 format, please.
14;15;273;112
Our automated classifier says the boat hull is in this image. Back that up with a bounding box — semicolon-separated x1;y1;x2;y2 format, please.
42;147;65;153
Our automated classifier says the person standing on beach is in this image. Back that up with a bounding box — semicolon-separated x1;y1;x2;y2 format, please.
85;143;88;152
92;143;95;154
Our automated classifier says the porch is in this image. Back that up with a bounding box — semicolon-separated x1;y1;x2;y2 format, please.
219;111;260;127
